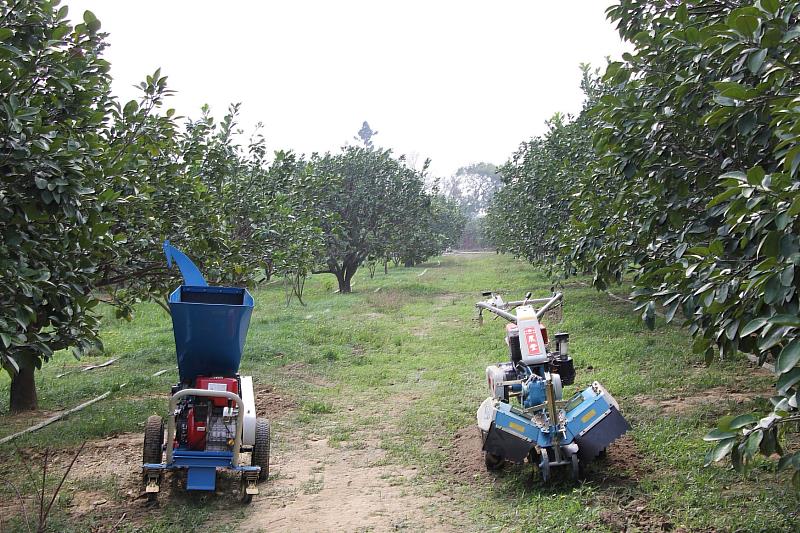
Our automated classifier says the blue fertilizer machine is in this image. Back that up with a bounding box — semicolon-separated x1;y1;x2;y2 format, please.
475;291;629;481
141;242;269;503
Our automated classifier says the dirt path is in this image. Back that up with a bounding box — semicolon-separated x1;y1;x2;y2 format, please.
241;434;461;532
10;387;467;532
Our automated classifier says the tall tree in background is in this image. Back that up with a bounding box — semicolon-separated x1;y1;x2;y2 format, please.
312;146;431;292
440;162;501;219
485;66;599;263
355;120;378;150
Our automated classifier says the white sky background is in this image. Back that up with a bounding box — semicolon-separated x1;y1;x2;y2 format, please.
64;0;628;177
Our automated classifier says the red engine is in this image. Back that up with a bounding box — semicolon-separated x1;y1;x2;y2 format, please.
176;376;241;451
195;377;239;407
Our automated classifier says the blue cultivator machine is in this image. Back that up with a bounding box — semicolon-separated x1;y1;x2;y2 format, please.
475;292;629;481
142;242;269;503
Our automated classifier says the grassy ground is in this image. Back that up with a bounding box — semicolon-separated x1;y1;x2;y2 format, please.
0;253;797;532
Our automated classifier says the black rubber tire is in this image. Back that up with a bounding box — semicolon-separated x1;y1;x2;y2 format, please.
570;453;580;481
252;418;270;481
484;452;504;471
143;415;164;464
238;477;253;505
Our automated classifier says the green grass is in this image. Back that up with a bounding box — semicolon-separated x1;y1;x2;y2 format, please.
1;253;797;532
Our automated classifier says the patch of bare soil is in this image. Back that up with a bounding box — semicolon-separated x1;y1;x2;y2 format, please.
2;433;158;531
596;500;710;533
278;362;332;387
366;290;409;311
448;426;491;482
254;386;297;418
587;434;653;487
448;425;647;487
240;435;461;533
632;386;762;415
351;344;366;356
586;437;691;532
0;408;64;438
282;361;308;372
1;387;300;531
410;326;430;338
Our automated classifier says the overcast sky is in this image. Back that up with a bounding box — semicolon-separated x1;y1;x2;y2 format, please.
65;0;628;177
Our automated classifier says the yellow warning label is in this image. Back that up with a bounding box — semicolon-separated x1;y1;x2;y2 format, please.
508;421;525;433
581;409;597;424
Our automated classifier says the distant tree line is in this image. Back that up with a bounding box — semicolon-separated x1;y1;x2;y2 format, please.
438;162;501;249
0;6;464;411
485;0;800;490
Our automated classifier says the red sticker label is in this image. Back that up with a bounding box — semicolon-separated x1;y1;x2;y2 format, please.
524;327;542;355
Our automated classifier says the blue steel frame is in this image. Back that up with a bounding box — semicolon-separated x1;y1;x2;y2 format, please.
143;451;260;491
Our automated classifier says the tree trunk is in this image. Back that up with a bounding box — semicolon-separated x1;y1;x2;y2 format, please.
10;363;37;412
336;271;351;293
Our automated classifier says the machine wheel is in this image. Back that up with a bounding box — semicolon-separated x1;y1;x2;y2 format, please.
143;415;164;464
239;483;253;504
252;418;270;481
484;452;504;471
570;453;580;481
236;474;253;504
538;448;550;482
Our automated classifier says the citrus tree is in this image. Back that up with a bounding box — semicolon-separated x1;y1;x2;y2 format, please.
0;1;328;410
312;146;458;292
593;0;800;485
484;0;800;490
0;2;117;410
486;66;599;265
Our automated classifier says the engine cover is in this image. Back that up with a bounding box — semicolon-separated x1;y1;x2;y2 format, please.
195;377;238;407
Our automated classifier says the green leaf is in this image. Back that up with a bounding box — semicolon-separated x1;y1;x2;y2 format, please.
741;317;768;336
784;146;800;177
704;438;736;465
759;427;778;456
788;196;800;217
704;428;738;441
777;367;800;395
778;452;799;471
0;28;13;41
748;49;768;74
769;314;800;327
707;187;739;208
729;413;758;429
675;4;688;23
4;354;19;372
758;322;787;350
747;165;766;185
744;430;763;458
736;15;760;35
777;340;800;374
758;0;779;14
83;10;101;32
759;231;780;258
51;24;69;41
712;81;754;100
